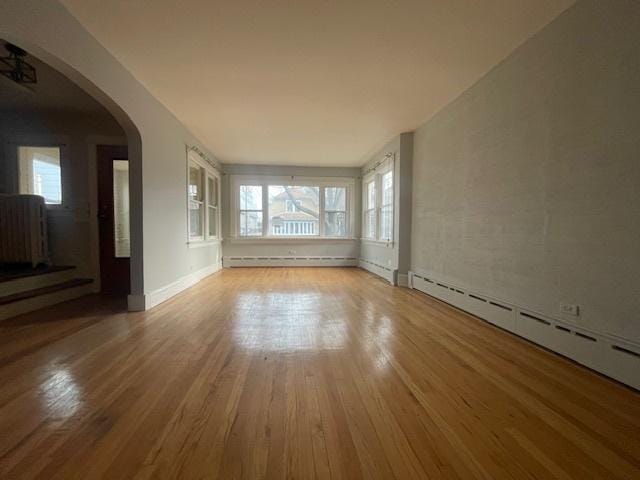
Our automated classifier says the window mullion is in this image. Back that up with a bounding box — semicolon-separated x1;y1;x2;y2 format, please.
319;186;325;237
262;183;268;237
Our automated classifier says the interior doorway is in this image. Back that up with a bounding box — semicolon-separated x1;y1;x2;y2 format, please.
97;145;130;294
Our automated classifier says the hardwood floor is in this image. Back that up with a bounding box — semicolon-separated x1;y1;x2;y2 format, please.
0;267;638;479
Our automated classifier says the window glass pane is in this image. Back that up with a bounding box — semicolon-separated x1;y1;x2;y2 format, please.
324;211;346;237
380;205;392;241
367;180;376;209
325;187;346;211
240;211;262;236
189;204;203;237
208;206;217;237
113;160;130;257
189;165;203;202
268;186;319;236
382;171;393;206
208;176;218;207
240;185;262;210
18;146;62;204
366;209;376;238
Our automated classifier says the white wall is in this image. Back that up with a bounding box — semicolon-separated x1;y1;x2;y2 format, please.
0;0;222;308
411;0;640;343
360;133;413;284
0;109;124;280
221;164;361;263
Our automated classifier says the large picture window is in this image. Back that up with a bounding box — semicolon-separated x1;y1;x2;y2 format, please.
233;176;353;239
269;186;319;236
187;151;221;242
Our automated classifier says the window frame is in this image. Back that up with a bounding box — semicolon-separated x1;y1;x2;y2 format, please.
14;143;68;210
230;175;356;240
187;149;221;245
361;155;394;244
238;185;264;237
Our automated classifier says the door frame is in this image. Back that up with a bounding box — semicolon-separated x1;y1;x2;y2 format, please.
87;136;127;292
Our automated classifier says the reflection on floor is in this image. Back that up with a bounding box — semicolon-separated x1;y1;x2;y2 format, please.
0;268;639;479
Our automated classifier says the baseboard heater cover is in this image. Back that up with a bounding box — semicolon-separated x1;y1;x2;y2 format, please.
223;256;358;267
358;258;396;285
408;271;640;390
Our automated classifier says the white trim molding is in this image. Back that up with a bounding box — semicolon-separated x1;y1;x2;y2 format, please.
408;271;640;390
128;261;222;311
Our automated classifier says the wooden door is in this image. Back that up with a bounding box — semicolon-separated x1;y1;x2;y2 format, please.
97;145;130;294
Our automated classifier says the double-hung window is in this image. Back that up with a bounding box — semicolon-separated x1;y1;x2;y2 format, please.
18;146;63;205
380;170;393;241
232;176;353;239
364;180;376;239
239;185;263;236
187;150;221;243
324;187;347;237
362;158;394;243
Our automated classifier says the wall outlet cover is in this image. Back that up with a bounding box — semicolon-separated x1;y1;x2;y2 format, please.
560;303;580;316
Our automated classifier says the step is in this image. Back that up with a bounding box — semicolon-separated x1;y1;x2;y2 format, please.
0;278;94;322
0;266;78;297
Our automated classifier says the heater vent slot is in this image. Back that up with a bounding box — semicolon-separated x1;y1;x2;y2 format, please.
556;325;571;333
520;312;551;326
574;332;596;342
469;294;487;303
612;345;640;359
454;289;465;295
425;278;434;284
436;283;449;289
489;301;512;311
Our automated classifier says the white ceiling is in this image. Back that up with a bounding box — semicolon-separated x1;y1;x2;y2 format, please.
61;0;574;167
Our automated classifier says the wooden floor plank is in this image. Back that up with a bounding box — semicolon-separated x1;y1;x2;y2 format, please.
0;267;639;479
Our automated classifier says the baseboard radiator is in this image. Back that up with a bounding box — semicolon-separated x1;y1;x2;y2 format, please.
359;258;396;285
224;256;358;267
409;271;640;390
0;194;49;266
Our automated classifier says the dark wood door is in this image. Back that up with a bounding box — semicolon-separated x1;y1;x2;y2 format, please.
97;145;130;294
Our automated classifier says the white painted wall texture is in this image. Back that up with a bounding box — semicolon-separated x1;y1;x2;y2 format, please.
411;0;640;343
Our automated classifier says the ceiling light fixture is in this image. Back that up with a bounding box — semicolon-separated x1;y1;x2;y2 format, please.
0;43;37;85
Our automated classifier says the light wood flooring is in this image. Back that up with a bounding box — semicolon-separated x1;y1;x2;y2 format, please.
0;267;639;479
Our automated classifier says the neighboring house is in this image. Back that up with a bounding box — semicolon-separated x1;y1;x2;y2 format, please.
269;187;319;235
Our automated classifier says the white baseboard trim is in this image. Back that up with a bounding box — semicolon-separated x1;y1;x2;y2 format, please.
128;262;222;312
223;256;357;267
408;271;640;390
359;259;396;285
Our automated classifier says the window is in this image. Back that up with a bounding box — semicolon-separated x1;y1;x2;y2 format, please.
188;163;204;239
188;151;221;242
362;158;394;243
324;187;347;237
269;186;319;236
207;175;219;237
239;185;263;236
380;170;393;241
233;176;353;239
113;160;130;257
364;180;376;239
18;146;62;204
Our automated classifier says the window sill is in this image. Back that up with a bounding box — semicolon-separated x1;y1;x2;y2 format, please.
360;238;395;247
226;237;357;245
187;239;222;248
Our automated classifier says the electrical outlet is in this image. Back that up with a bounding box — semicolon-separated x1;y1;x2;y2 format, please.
560;303;580;316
